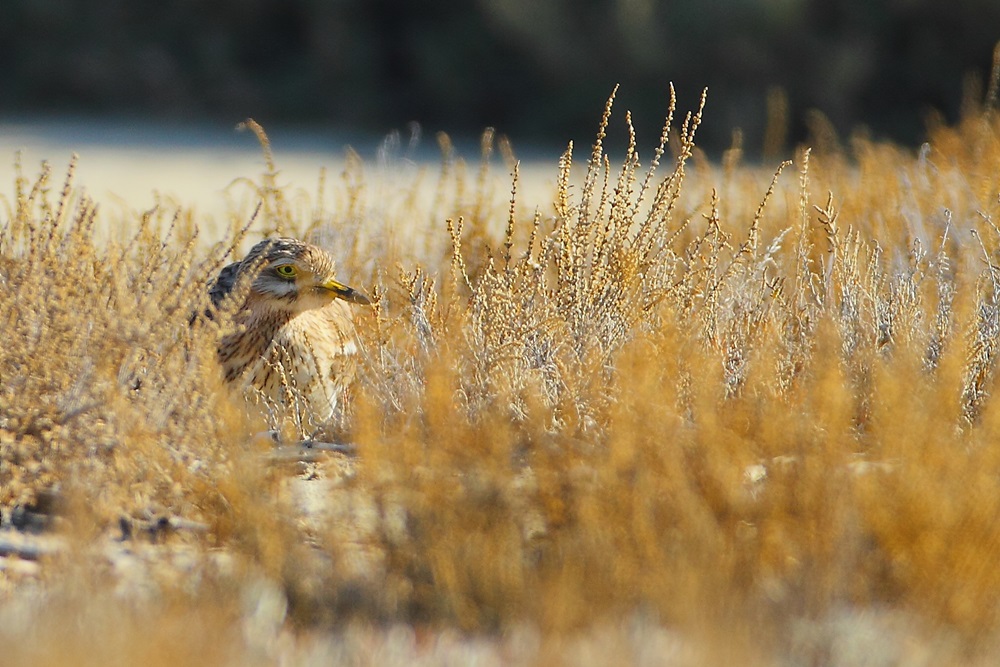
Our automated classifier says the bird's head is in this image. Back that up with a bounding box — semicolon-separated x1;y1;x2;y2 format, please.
239;238;370;313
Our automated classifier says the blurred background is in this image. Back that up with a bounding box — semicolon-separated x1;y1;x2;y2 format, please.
0;0;998;158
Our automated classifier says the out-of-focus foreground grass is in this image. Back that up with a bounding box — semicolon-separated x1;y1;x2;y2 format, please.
3;91;1000;665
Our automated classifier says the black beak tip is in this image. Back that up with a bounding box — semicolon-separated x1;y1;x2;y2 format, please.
346;288;372;306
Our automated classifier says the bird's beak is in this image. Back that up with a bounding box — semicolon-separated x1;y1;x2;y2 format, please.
319;278;371;305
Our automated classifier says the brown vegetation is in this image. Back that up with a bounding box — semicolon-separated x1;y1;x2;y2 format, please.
3;87;1000;663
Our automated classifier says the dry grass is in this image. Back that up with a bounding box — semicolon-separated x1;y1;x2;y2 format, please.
3;85;1000;664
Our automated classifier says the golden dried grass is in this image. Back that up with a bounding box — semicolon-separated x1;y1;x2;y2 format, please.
3;86;1000;663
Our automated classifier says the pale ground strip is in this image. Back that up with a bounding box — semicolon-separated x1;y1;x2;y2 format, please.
0;121;564;246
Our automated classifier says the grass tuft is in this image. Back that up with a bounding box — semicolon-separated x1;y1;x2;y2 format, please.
4;93;1000;662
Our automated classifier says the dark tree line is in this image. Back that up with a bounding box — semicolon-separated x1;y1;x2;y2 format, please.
1;0;997;153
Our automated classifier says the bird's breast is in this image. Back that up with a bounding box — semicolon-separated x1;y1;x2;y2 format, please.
218;300;359;399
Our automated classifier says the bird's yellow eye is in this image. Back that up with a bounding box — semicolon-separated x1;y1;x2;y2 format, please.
275;265;297;279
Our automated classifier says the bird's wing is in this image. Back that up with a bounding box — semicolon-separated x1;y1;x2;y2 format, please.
209;261;242;308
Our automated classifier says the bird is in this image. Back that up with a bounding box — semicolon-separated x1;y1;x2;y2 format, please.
209;238;370;437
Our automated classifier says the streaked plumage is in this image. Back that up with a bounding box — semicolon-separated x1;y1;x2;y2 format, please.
211;238;369;434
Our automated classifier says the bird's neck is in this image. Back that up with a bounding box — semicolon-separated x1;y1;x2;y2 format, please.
218;306;295;384
242;304;296;338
